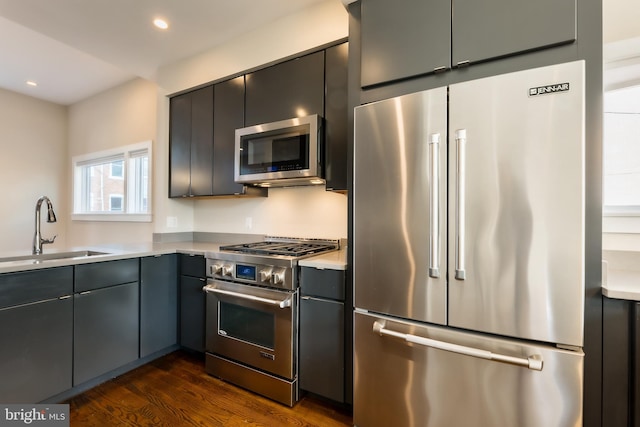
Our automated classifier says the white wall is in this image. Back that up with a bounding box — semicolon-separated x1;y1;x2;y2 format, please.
66;78;157;246
194;186;348;239
0;88;67;253
154;0;350;238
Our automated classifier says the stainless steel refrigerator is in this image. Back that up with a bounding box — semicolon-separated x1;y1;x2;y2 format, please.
353;61;585;427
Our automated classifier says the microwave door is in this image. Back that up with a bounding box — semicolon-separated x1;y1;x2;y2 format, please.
234;115;321;184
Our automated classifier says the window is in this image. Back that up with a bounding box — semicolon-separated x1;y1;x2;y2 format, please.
109;195;123;211
110;161;124;179
73;141;152;222
603;85;640;213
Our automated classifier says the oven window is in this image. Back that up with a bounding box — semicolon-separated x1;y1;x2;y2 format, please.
218;301;275;349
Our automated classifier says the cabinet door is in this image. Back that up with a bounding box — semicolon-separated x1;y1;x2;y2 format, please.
213;76;246;195
169;92;192;197
300;296;344;402
140;255;178;358
245;51;324;126
180;275;206;353
74;282;139;385
169;86;214;197
360;0;451;87
0;298;72;403
451;0;576;67
602;297;632;427
324;42;349;191
75;258;139;292
189;85;214;196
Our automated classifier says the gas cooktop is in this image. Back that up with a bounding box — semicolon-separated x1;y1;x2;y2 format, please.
219;237;340;258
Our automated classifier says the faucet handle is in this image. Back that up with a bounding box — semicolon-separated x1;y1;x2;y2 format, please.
43;235;57;244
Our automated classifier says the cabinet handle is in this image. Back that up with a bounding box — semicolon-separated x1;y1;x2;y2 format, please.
59;295;72;300
199;278;206;282
455;129;466;281
79;291;91;295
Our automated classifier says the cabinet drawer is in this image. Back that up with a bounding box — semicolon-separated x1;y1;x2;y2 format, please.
75;258;139;292
300;267;345;301
180;254;205;277
0;266;73;309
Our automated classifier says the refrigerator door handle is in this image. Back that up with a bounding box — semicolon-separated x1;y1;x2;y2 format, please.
455;129;466;280
428;133;440;278
373;320;544;371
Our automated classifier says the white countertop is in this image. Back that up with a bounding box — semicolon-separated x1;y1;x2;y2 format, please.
0;240;348;274
0;241;224;274
602;268;640;301
299;247;347;270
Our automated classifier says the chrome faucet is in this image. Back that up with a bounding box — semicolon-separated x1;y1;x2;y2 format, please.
33;196;57;255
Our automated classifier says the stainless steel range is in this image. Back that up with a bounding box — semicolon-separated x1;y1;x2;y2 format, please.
203;237;339;406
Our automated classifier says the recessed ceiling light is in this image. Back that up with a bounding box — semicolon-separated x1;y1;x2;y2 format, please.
153;18;169;30
26;80;37;87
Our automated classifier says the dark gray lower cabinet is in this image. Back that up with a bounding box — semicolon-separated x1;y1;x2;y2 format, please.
602;297;640;427
0;298;72;403
299;267;346;402
141;254;178;357
0;266;73;403
73;282;139;385
179;254;206;353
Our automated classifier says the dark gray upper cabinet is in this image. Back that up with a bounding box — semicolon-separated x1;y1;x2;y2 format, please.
245;51;325;126
169;85;214;197
169;93;192;197
451;0;576;67
324;42;349;192
361;0;450;87
360;0;576;87
140;255;178;358
213;77;245;195
212;77;266;197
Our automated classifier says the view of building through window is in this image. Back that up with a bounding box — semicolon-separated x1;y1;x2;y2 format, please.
88;161;125;212
603;85;640;210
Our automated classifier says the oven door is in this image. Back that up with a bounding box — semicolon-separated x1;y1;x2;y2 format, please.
204;279;297;380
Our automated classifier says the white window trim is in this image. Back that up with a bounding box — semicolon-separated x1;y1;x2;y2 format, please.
72;141;152;222
603;208;640;234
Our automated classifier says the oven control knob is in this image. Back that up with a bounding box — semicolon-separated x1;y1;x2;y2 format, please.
259;267;273;283
222;264;234;277
271;267;286;286
210;263;223;276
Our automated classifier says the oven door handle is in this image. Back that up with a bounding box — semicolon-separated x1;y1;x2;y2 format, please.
203;285;292;309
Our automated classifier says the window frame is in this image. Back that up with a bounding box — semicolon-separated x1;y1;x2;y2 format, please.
72;141;152;222
602;85;640;233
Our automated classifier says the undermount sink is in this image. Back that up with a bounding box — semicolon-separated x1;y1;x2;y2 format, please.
0;250;110;264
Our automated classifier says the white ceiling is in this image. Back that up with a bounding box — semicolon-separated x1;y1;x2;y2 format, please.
0;0;328;105
0;0;635;105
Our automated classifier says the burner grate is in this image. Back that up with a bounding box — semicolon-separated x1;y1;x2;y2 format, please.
220;239;338;258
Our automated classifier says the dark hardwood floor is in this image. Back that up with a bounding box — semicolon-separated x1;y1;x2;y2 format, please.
65;350;353;426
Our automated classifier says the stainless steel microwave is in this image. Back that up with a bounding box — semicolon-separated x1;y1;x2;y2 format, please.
234;115;324;187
